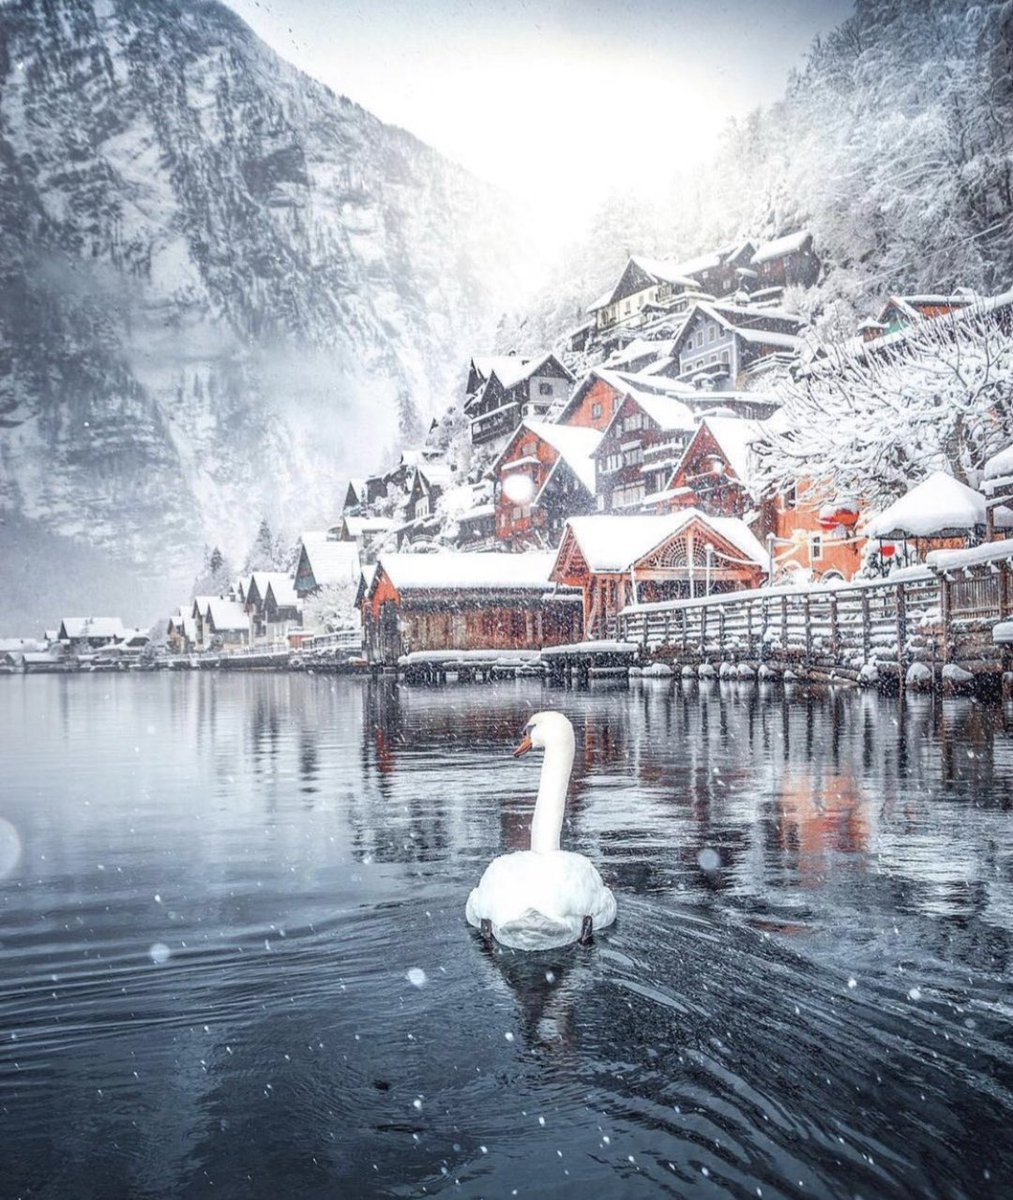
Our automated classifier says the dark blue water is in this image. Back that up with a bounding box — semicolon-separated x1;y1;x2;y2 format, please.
2;673;1013;1199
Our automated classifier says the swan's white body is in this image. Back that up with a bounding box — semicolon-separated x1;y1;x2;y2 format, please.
465;711;616;950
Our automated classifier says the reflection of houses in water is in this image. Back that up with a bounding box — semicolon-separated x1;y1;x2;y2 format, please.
776;772;873;883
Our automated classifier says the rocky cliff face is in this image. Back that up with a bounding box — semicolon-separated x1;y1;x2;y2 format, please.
0;0;525;627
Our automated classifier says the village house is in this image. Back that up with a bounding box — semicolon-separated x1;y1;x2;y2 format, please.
57;617;126;651
670;300;805;388
554;368;632;432
405;461;456;524
590;384;697;512
588;245;759;340
196;598;250;647
293;533;362;599
166;610;200;654
657;416;762;519
243;572;301;640
492;420;601;548
748;230;819;292
330;515;396;558
551;511;768;640
465;353;575;447
359;552;582;665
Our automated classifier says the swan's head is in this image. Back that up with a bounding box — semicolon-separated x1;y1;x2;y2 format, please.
513;711;574;758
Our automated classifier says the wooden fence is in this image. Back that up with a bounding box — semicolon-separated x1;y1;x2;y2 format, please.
620;571;943;664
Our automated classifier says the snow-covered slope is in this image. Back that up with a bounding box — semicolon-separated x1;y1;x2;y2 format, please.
0;0;528;629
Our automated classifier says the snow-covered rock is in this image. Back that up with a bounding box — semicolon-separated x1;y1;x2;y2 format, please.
905;661;934;692
698;662;716;678
642;661;674;677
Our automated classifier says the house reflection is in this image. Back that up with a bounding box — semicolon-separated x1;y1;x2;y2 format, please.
775;771;873;882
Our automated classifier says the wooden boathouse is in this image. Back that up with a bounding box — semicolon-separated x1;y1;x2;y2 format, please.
359;551;582;667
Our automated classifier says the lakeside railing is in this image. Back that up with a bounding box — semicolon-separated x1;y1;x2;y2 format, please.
619;570;943;662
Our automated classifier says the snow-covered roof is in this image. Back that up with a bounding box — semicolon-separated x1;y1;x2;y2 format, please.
490;352;572;390
340;516;396;537
471;355;531;385
865;472;990;539
927;538;1013;573
982;444;1013;493
750;229;811;265
301;537;362;586
693;416;763;484
59;617;125;640
206;599;250;633
416;462;456;491
376;551;557;593
521;421;601;493
265;576;299;608
559;509;767;574
0;637;45;653
248;571;291;601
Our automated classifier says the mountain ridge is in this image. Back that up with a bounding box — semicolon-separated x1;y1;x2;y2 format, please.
0;0;528;630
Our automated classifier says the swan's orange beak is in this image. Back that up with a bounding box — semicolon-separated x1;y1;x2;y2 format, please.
513;734;533;758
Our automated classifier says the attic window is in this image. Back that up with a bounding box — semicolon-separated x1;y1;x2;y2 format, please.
538;382;553;396
592;402;603;418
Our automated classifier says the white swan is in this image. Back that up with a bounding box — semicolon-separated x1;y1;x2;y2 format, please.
465;711;617;950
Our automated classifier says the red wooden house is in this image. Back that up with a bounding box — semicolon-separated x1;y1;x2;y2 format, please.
659;416;761;518
359;552;582;665
551;511;768;640
554;369;631;432
492;420;601;548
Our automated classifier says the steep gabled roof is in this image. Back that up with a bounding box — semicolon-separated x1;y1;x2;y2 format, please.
667;416;762;492
298;534;361;588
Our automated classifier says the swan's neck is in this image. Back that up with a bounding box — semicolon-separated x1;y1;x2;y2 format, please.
529;728;574;853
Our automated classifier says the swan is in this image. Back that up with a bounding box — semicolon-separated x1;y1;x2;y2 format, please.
465;711;616;950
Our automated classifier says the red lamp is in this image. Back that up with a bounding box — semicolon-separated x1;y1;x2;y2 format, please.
881;542;896;558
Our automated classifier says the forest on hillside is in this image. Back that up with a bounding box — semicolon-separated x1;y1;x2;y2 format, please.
516;0;1013;349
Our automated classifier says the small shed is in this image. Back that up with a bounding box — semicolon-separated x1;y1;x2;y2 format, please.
359;551;582;665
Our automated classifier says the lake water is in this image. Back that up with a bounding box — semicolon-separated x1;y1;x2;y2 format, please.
2;673;1013;1199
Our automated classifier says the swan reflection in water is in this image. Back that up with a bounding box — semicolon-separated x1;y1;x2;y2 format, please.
473;935;594;1054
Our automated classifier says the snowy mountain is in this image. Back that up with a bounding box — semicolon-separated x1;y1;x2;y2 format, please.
0;0;528;629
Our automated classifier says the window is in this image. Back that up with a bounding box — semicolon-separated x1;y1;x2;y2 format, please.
708;324;716;343
810;533;823;561
721;350;730;364
538;382;553;396
614;482;646;507
622;445;644;467
621;412;647;433
623;300;631;314
416;496;429;518
591;402;603;419
604;451;623;472
686;336;694;350
784;484;797;510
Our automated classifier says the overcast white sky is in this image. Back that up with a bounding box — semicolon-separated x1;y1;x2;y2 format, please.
228;0;854;237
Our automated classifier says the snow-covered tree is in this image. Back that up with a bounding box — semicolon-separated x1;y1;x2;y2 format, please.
301;579;360;635
243;517;288;574
755;308;1013;508
190;545;232;597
